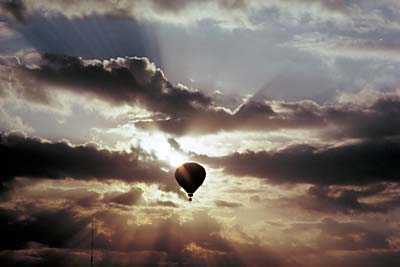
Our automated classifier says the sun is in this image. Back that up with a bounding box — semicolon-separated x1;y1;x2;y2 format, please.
167;150;188;168
138;133;188;168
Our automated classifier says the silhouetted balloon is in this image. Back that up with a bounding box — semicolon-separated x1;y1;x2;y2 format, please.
175;162;206;201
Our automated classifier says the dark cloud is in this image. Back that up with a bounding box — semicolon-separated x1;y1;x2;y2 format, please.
0;132;171;186
14;53;211;117
0;247;90;267
136;99;320;135
0;0;27;22
150;0;246;13
320;249;400;267
0;179;15;201
167;138;182;152
0;0;361;26
150;0;192;13
199;139;400;185
0;247;188;267
139;94;400;138
0;197;397;267
324;97;400;139
0;207;89;251
285;184;400;214
0;202;285;267
0;0;251;23
4;53;400;138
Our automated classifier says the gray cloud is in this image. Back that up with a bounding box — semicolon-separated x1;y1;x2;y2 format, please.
4;53;400;139
288;33;400;61
0;0;253;27
0;0;27;22
12;53;211;118
320;250;400;267
138;90;400;139
0;203;285;267
0;206;90;251
0;132;171;186
285;184;400;214
0;0;366;21
199;139;400;185
1;183;398;267
167;138;183;152
4;53;400;140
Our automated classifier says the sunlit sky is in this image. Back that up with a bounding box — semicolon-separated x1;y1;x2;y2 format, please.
1;1;400;267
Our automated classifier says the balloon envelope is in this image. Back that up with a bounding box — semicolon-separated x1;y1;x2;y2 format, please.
175;162;206;200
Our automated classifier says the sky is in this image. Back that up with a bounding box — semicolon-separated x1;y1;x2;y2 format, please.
0;0;400;266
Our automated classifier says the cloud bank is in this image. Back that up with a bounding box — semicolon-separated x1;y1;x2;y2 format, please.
0;132;171;186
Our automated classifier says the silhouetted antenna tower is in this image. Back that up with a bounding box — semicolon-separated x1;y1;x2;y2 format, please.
91;216;94;267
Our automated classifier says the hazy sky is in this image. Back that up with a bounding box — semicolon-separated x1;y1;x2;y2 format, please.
1;1;400;267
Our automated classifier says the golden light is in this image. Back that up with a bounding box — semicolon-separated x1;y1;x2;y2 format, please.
138;133;188;168
167;150;188;168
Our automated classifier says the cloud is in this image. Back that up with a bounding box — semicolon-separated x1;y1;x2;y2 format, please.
288;217;393;251
0;247;170;267
0;0;27;22
0;0;257;28
22;186;101;208
288;33;400;61
137;100;287;135
284;184;400;214
8;53;211;118
0;202;286;267
0;0;370;28
167;138;183;152
0;206;90;251
214;200;242;208
320;249;400;267
153;200;179;208
4;52;400;138
0;132;171;186
0;106;33;133
199;139;400;185
4;53;400;139
103;187;144;206
3;54;400;141
138;89;400;138
0;171;398;267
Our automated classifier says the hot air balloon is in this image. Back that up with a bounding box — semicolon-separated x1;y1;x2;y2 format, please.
175;162;206;201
